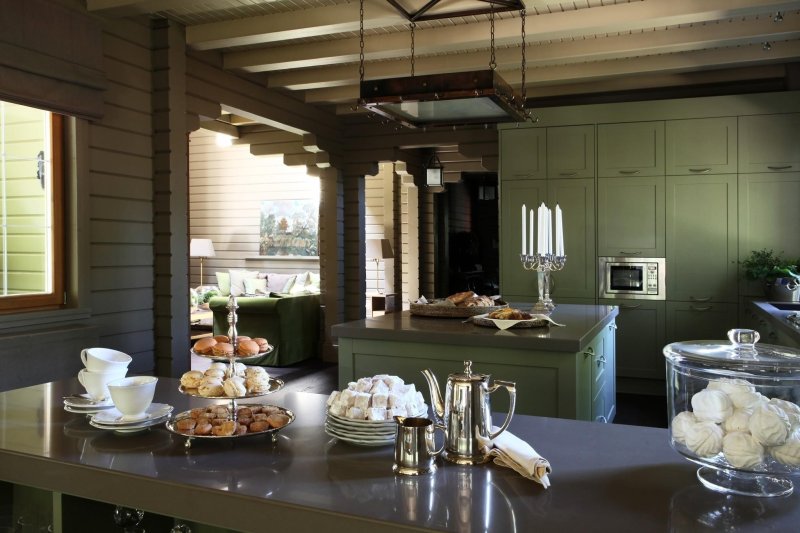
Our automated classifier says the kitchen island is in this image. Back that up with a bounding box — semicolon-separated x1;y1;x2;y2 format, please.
2;377;798;532
332;303;619;422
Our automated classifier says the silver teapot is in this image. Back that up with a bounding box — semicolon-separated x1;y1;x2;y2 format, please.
422;361;516;465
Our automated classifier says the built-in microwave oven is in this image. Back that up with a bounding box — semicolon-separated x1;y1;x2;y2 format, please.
598;257;665;300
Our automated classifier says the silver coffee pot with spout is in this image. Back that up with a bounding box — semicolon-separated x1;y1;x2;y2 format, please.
421;361;516;465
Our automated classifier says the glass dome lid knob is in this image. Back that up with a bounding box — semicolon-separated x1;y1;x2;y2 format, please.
728;328;760;358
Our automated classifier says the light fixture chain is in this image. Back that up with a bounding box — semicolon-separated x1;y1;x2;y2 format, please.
358;0;365;83
520;8;527;105
410;22;416;77
489;4;496;70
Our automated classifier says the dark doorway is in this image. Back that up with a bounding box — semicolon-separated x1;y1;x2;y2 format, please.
434;173;499;297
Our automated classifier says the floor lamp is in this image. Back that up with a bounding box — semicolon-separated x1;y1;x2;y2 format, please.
190;238;215;288
366;238;394;294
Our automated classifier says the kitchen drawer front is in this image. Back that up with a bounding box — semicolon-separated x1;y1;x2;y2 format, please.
665;301;738;344
602;299;665;380
598;121;665;177
739;113;800;173
666;117;737;175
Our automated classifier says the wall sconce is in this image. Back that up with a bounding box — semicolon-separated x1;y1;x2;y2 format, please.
426;152;444;190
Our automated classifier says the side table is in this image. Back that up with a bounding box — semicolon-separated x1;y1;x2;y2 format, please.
370;293;396;317
190;309;213;340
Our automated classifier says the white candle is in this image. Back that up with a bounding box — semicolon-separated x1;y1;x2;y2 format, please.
546;207;552;255
521;204;526;255
538;203;546;255
529;208;534;257
555;204;564;256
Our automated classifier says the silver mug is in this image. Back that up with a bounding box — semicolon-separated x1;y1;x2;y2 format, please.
393;416;445;476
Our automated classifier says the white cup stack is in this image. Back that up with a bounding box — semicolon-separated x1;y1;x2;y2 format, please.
78;348;131;401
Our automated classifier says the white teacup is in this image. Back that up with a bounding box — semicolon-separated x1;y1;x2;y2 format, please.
107;376;158;421
81;347;132;373
78;367;128;401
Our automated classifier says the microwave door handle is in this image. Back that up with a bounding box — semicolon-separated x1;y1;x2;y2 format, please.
619;251;642;255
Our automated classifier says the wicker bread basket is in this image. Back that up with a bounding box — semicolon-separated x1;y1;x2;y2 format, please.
409;299;508;318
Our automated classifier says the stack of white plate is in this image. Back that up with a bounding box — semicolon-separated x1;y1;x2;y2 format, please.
89;403;173;433
324;405;428;447
63;394;115;414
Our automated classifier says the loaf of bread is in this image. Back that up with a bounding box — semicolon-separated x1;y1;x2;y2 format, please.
446;291;475;305
488;308;532;320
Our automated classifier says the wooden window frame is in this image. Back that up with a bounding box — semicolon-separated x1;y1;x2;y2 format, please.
0;113;64;312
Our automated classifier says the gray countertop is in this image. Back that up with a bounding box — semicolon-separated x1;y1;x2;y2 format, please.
1;377;798;532
751;300;800;346
331;303;619;352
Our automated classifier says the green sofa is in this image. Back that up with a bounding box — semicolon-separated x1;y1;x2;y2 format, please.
209;293;321;367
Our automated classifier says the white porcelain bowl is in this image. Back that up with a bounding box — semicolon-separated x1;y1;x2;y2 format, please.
107;376;158;421
81;347;132;373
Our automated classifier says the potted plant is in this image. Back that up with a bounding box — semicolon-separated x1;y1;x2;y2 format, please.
741;249;800;301
199;288;219;309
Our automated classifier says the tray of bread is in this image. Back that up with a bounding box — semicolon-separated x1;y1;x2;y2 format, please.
191;335;273;363
178;363;283;399
167;403;294;439
410;291;508;318
470;308;564;330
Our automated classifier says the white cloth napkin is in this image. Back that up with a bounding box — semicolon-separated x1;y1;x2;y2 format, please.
478;427;552;488
472;313;566;330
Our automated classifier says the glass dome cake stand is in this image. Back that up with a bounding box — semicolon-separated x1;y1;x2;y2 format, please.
664;328;800;497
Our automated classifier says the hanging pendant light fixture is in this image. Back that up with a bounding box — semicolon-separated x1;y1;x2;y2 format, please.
358;0;534;129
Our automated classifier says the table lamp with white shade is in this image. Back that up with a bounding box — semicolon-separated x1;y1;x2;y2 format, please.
189;238;215;288
366;238;394;294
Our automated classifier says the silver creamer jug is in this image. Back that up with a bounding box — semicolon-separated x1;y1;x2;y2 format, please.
422;361;516;465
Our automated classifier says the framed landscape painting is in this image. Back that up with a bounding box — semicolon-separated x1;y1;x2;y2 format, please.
259;199;319;257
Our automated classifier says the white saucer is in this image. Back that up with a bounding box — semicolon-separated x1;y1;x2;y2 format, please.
63;394;113;409
91;403;173;426
324;425;395;447
64;404;115;415
89;414;171;433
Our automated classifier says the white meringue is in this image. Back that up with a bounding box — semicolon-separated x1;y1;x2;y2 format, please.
691;389;733;423
223;376;247;397
722;431;764;469
723;409;752;433
707;378;755;396
769;398;800;430
728;390;767;410
685;421;724;457
749;404;791;446
197;377;224;397
770;431;800;467
671;411;697;444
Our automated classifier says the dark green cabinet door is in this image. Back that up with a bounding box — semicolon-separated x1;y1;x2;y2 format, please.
601;299;666;380
547;125;595;179
665;301;739;344
598;121;664;177
548;178;596;299
500;179;547;300
738;173;800;296
739;113;800;173
500;128;546;180
666;117;737;175
597;176;665;257
666;174;737;302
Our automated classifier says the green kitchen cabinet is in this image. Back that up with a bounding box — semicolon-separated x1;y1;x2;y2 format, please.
666;117;737;175
597;176;665;257
739;113;800;173
590;321;617;423
738;172;800;296
548;178;596;299
500;179;547;301
665;301;739;344
601;299;666;381
666;174;737;302
499;127;547;180
598;121;665;177
547;125;595;179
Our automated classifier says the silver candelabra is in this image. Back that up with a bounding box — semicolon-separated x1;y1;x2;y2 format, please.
520;253;567;313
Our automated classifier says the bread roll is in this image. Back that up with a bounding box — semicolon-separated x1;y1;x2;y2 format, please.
211;342;233;357
193;337;217;354
237;339;260;356
446;291;475;305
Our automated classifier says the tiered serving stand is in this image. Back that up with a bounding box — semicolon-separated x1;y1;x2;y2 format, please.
168;295;294;448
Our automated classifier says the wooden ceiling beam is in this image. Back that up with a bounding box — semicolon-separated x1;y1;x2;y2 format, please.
86;0;195;17
267;16;800;90
186;2;401;51
223;0;800;72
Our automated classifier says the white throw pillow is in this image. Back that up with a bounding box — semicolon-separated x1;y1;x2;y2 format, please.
243;277;268;295
266;273;295;294
289;272;310;294
229;269;259;296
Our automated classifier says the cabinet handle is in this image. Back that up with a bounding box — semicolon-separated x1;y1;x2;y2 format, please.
597;354;607;365
583;346;594;358
595;415;608;423
690;305;713;311
689;168;711;173
608;323;618;330
690;296;712;302
767;165;792;170
619;251;642;255
619;170;640;175
620;304;642;310
559;171;577;176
